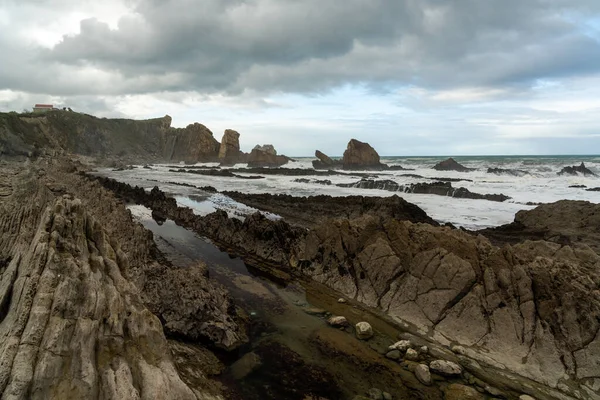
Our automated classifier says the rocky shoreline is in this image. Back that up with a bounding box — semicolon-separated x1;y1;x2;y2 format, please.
0;155;598;400
91;167;598;400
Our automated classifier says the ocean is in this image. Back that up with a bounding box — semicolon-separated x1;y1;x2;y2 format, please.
98;155;600;230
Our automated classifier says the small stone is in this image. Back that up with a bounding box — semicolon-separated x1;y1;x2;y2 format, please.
405;348;419;361
338;298;347;303
430;359;462;376
419;345;428;354
519;396;537;400
367;388;383;399
388;340;411;352
451;345;467;355
382;392;392;400
414;364;431;386
355;322;374;340
385;350;401;360
327;315;348;327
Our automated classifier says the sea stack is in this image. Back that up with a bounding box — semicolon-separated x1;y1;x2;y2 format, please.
247;144;290;167
342;139;388;170
218;129;245;166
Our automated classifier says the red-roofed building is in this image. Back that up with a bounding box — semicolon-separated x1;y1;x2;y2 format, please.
33;104;55;113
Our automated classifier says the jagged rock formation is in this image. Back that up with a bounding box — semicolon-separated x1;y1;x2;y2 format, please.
163;123;220;163
558;162;596;176
0;160;237;399
247;144;290;168
91;177;600;400
334;179;511;202
293;215;600;399
217;130;245;166
342;139;388;170
313;150;342;170
480;200;600;253
433;158;473;172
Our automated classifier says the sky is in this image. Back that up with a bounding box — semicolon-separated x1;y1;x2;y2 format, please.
1;1;600;156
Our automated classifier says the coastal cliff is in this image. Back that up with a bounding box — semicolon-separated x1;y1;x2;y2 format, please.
1;112;227;164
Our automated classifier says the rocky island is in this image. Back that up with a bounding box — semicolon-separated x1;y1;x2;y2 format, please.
0;110;598;400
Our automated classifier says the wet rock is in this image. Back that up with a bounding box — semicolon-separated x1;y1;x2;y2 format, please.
385;350;401;360
444;384;485;400
487;167;529;176
338;298;347;303
569;184;587;188
414;364;432;386
382;392;392;400
230;352;262;380
433;157;473;172
388;340;412;352
313;150;342;170
327;316;349;327
404;349;419;361
558;162;596;176
419;346;429;354
355;322;374;340
519;395;537;400
337;179;510;202
586;187;600;192
343;139;388;170
430;360;462;376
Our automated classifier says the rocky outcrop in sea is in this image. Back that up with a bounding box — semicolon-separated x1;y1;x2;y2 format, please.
342;139;389;170
433;158;474;172
558;162;596;176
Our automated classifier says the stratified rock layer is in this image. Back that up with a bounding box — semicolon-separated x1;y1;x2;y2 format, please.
93;177;600;400
0;169;197;399
0;159;248;399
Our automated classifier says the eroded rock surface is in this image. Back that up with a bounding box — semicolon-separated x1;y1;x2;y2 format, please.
0;159;251;399
247;145;290;168
294;215;600;398
313;150;342;170
218;129;245;166
0;164;220;399
343;139;388;170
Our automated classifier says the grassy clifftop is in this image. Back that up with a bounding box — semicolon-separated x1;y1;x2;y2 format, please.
0;111;219;162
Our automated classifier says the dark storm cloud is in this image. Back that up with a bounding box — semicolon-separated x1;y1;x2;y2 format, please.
4;0;600;96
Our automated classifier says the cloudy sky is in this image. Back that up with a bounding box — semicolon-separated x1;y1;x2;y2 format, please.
1;0;600;155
